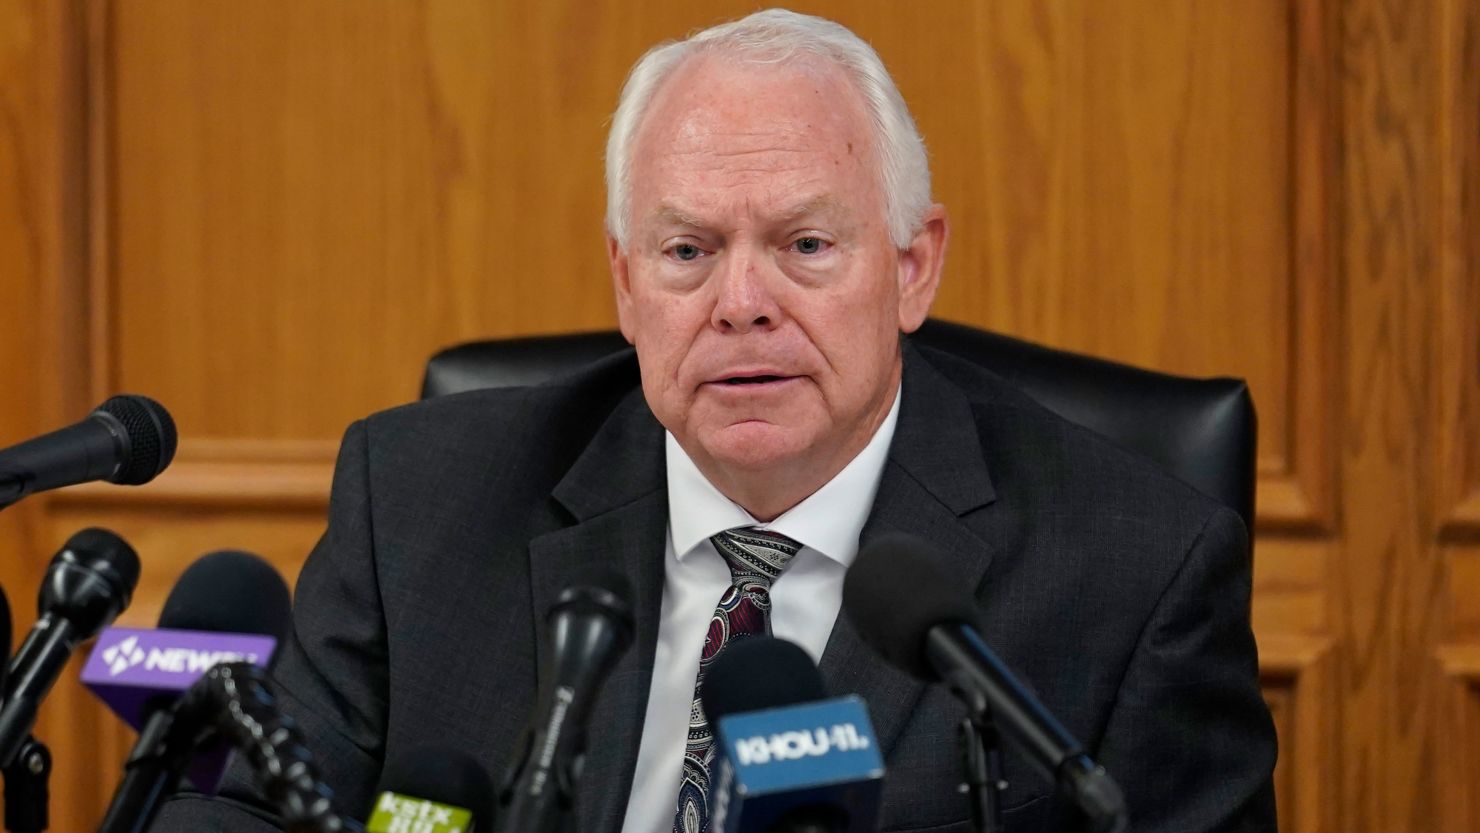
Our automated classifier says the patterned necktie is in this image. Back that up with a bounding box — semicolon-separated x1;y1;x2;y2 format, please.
674;527;801;833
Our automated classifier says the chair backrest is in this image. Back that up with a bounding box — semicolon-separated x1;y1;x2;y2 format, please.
422;319;1257;531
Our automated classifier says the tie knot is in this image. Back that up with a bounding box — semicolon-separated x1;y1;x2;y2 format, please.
710;527;800;587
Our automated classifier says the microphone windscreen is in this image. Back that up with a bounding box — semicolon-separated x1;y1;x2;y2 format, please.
843;532;981;680
552;569;635;631
94;394;177;485
58;527;142;606
157;550;291;641
376;744;497;826
700;636;826;725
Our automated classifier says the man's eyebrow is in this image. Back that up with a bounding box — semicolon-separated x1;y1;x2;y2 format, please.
647;196;845;229
650;204;709;228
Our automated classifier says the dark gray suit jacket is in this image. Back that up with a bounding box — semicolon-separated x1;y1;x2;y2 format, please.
153;342;1276;833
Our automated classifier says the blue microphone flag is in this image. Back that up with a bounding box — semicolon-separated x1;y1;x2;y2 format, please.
711;695;884;833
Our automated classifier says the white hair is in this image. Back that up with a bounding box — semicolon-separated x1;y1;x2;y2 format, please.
604;8;932;249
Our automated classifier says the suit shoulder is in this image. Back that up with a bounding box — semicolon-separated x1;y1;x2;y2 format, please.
361;349;639;446
919;345;1236;546
349;349;642;492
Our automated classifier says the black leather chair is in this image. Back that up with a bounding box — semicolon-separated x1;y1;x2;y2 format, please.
422;319;1257;532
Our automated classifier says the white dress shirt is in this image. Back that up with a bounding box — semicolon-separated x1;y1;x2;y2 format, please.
620;387;902;833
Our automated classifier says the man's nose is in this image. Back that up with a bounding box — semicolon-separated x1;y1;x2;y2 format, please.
710;247;781;334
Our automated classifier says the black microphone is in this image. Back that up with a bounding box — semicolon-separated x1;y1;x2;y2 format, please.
701;637;884;833
0;527;140;766
94;550;293;833
498;572;635;833
843;533;1128;832
0;395;177;510
366;744;497;832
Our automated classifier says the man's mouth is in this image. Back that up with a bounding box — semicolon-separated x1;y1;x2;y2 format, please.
722;375;789;385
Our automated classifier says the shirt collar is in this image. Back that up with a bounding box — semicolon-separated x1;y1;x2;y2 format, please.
665;383;902;567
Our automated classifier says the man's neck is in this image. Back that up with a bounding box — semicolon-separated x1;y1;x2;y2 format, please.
699;456;851;522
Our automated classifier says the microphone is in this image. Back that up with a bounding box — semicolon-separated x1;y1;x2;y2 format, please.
0;528;140;766
365;744;497;833
843;533;1128;832
498;572;635;833
89;550;292;833
702;637;884;833
0;395;177;510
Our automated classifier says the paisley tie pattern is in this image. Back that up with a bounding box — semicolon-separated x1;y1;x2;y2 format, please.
673;527;801;833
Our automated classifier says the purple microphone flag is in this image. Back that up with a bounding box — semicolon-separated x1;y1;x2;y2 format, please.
83;627;278;792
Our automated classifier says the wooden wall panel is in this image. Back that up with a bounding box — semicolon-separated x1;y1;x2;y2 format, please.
0;3;45;376
1261;636;1338;833
0;29;53;824
1438;0;1480;537
1434;3;1480;832
1436;646;1480;833
101;1;1307;456
1337;1;1458;831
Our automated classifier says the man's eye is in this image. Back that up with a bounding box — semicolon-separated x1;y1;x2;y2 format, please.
792;237;828;255
671;243;702;261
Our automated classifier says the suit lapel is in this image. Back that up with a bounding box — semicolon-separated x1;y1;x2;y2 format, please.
527;389;667;833
819;342;999;756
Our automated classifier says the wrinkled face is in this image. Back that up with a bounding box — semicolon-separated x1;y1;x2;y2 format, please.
609;54;942;482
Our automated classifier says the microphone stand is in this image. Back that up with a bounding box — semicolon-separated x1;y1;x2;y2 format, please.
2;735;52;833
959;715;1005;833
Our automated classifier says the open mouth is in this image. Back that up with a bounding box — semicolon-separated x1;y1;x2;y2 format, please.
722;375;789;385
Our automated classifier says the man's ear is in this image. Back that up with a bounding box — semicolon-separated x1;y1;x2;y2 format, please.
608;234;637;345
896;204;949;334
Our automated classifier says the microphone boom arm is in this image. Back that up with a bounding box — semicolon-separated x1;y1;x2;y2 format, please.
926;625;1127;833
166;663;349;833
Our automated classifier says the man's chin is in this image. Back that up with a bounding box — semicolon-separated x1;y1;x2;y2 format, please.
695;421;815;473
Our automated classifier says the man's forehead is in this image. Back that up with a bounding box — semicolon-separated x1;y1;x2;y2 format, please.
649;194;848;229
635;53;871;158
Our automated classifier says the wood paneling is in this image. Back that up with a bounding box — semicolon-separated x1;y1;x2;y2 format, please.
1436;646;1480;833
2;0;1478;831
105;1;628;445
1438;0;1480;538
0;0;48;581
1261;635;1338;833
1252;538;1330;635
1336;2;1450;833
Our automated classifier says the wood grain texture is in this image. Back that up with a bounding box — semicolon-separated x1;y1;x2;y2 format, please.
1263;0;1340;532
1438;0;1480;537
1336;2;1447;832
1260;635;1338;833
106;0;625;444
0;0;51;710
1252;537;1330;635
1450;542;1480;639
1436;645;1480;833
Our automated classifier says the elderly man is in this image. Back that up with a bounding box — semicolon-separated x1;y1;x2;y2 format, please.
157;9;1275;833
